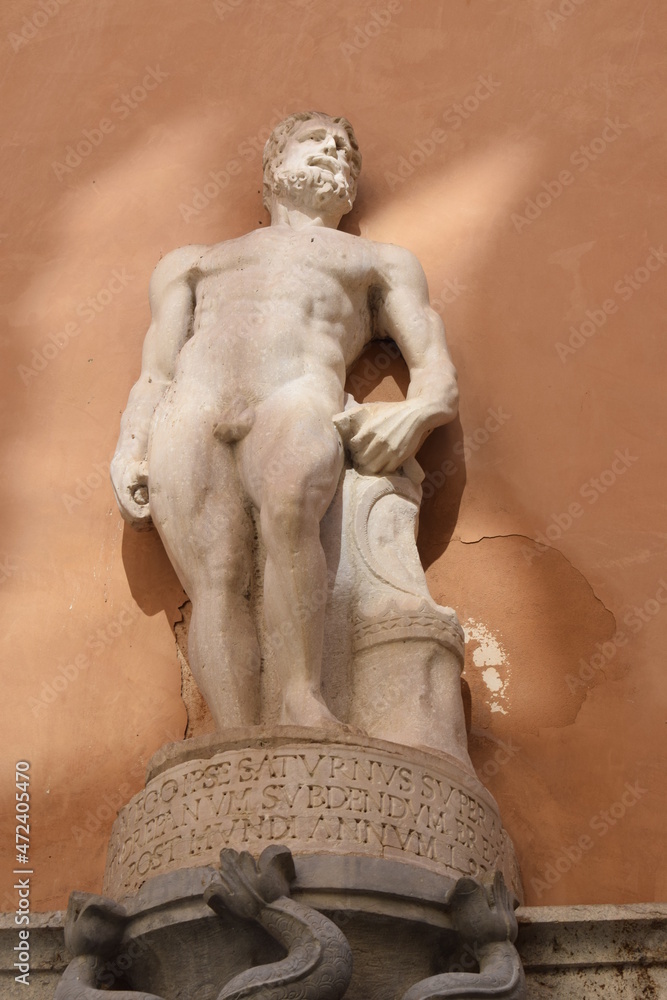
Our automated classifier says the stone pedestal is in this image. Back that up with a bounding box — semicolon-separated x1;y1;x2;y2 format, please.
51;730;529;999
61;861;511;1000
11;903;667;1000
103;730;521;902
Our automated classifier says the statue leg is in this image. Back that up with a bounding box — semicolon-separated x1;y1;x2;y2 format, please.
148;395;260;729
237;391;344;727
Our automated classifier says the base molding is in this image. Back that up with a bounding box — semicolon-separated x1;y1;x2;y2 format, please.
103;730;522;901
2;901;665;999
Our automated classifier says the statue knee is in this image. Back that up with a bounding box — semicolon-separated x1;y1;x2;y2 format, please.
191;548;252;604
260;491;320;553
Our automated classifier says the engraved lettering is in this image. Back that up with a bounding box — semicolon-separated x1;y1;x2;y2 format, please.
160;779;179;802
398;766;414;793
180;799;200;824
103;744;515;899
298;752;328;777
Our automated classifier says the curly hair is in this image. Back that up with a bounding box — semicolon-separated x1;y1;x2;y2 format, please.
262;111;362;211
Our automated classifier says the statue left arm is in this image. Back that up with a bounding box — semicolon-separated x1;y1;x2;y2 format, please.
334;245;458;474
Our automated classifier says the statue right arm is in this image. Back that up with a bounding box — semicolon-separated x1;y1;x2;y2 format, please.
110;245;207;529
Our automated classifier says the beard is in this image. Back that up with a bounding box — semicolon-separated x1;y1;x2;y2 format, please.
270;164;355;215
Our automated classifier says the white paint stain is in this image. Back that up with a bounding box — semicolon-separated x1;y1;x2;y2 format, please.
463;619;511;712
471;635;504;667
482;666;504;692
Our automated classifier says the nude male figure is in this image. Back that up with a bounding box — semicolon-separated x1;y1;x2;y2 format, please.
111;111;458;730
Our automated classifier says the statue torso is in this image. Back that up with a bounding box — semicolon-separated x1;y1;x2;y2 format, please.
173;226;382;406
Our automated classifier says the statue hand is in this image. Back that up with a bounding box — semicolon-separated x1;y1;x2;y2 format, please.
110;455;152;530
333;400;431;475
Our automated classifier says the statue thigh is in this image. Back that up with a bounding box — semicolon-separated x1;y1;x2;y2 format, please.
147;392;254;603
234;388;345;546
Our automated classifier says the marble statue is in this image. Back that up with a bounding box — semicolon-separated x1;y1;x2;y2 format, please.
110;111;459;734
69;118;526;998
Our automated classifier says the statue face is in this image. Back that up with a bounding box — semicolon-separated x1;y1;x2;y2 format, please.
271;117;357;215
282;119;355;184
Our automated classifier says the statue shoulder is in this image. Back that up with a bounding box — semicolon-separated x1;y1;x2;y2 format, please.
369;239;426;285
149;244;210;300
371;239;421;268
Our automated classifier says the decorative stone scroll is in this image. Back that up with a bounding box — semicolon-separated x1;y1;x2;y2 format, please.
104;733;521;901
317;461;468;761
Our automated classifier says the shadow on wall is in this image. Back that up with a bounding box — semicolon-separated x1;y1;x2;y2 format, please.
121;526;184;618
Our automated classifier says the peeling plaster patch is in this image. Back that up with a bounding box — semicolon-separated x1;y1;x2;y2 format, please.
482;666;504;692
463;619;511;711
471;634;504;667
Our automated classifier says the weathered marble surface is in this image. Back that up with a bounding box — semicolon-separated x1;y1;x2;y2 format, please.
102;731;520;901
111;111;460;739
55;858;525;1000
254;460;469;761
55;849;355;1000
4;901;666;999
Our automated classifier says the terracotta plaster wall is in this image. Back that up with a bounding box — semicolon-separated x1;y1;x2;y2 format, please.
1;0;665;910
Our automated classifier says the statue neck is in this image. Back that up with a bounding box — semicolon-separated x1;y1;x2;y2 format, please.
269;198;343;231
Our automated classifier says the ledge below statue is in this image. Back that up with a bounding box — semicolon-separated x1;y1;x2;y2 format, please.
103;728;522;901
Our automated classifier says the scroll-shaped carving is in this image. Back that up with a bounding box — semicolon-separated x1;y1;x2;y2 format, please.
324;461;470;763
205;845;353;1000
401;872;526;1000
54;891;164;1000
349;460;462;644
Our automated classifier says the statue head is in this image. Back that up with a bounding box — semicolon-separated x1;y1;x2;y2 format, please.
262;111;362;219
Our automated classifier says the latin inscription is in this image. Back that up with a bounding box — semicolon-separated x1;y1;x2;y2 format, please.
104;746;512;896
